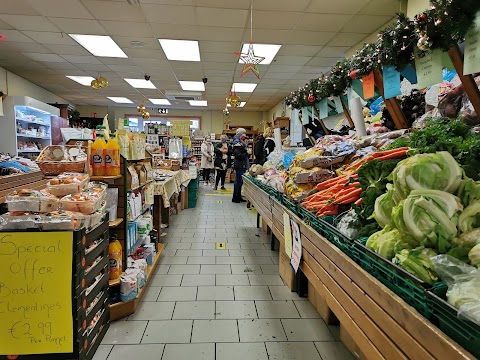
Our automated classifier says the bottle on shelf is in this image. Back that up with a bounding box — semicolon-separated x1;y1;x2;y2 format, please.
109;235;122;280
105;134;121;176
92;128;107;176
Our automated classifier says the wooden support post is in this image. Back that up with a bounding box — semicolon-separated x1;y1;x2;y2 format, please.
298;111;315;145
339;96;355;128
373;69;409;130
312;106;331;135
448;44;480;122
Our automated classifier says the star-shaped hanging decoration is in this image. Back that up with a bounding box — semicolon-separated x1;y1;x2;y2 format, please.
235;43;265;78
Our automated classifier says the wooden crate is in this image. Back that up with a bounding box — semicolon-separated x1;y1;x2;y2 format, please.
0;171;47;203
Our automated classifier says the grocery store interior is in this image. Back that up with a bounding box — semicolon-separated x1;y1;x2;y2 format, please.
1;0;480;359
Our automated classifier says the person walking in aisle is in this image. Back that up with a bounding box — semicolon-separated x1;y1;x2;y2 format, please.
253;134;265;164
200;135;214;185
213;134;231;190
263;127;276;160
232;128;248;203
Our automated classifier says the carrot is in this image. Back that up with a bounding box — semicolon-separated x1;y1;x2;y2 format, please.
375;150;408;161
354;198;363;206
318;209;339;217
372;147;409;156
335;188;362;203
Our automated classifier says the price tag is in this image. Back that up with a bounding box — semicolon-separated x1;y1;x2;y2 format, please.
362;71;375;100
317;99;328;119
415;49;443;89
0;232;73;355
383;66;402;99
290;219;302;274
464;12;480;75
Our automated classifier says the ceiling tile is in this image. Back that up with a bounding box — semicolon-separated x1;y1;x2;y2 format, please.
326;32;368;47
195;0;251;9
202;52;238;63
242;29;292;44
98;57;135;66
108;64;143;73
123;49;167;60
23;31;77;45
0;30;35;42
48;18;108;35
140;0;193;4
267;65;302;73
254;0;310;11
196;7;248;28
75;63;111;71
297;14;354;32
259;78;288;85
0;15;59;32
272;55;311;65
131;58;171;68
43;62;81;70
0;0;39;15
149;23;198;39
43;44;91;55
200;41;240;53
1;42;52;53
287;31;336;46
203;69;234;77
170;61;203;70
82;1;145;21
253;10;301;30
61;55;102;64
341;15;393;34
0;20;15;29
359;0;402;16
277;45;322;57
101;21;153;37
141;4;195;24
298;66;331;74
23;53;66;62
306;57;341;67
316;46;350;58
307;0;370;14
29;0;93;18
262;71;294;80
198;26;244;42
111;36;159;50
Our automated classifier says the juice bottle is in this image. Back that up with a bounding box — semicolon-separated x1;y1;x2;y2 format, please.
109;237;122;280
105;136;121;176
92;133;106;176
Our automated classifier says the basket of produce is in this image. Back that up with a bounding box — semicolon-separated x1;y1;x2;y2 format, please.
36;145;88;175
427;282;480;359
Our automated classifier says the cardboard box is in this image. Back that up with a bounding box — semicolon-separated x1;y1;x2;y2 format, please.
127;165;139;190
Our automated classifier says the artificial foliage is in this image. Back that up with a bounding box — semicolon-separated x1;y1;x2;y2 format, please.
285;0;480;110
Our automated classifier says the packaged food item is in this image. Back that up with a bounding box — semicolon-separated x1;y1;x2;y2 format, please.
60;188;104;214
89;200;107;230
6;189;59;213
105;136;120;176
134;163;147;184
127;165;139;190
36;210;89;231
117;130;130;159
120;273;138;302
294;168;336;184
47;172;89;196
0;212;40;230
91;133;106;176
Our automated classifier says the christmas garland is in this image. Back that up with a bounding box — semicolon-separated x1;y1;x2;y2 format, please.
285;0;480;110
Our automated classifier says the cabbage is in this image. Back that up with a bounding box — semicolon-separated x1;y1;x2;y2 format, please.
451;229;480;250
402;190;463;253
366;227;408;260
365;226;390;251
457;178;480;207
391;152;463;200
373;188;395;228
393;247;439;285
458;202;480;234
469;243;480;267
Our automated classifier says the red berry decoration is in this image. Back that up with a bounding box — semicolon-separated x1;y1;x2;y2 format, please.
349;69;358;79
308;94;315;103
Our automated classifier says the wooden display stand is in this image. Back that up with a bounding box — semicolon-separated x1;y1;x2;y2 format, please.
0;171;48;203
243;177;475;360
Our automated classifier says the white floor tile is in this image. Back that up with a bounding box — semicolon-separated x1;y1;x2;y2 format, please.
92;345;112;360
191;320;239;343
216;256;245;264
216;274;250;286
294;300;322;318
238;319;287;342
173;301;215;319
102;320;148;345
187;256;216;264
234;286;272;301
162;344;215;360
160;256;188;265
149;274;183;287
315;341;355;360
266;342;322;360
268;286;306;301
200;264;232;274
231;264;262;274
141;320;193;344
181;274;215;286
127;301;175;321
140;286;161;302
157;286;197;302
255;300;300;319
282;319;334;341
215;301;257;319
248;274;284;286
197;286;234;301
107;344;164;359
168;264;201;274
216;342;268;360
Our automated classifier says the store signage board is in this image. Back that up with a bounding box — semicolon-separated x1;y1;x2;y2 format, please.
464;12;480;75
171;120;192;137
290;219;302;274
0;232;73;355
283;212;292;258
415;49;443;89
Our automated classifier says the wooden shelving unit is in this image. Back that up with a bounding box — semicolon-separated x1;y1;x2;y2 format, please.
109;218;123;228
110;243;164;321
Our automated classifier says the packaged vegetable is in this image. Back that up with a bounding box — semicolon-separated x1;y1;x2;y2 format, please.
47;172;89;196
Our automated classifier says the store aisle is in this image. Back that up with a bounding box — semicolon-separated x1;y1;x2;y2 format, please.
95;183;353;360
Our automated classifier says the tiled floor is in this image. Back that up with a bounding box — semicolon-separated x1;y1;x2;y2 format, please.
97;183;354;360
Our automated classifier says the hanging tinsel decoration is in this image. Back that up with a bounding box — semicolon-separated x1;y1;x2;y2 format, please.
137;102;150;119
90;74;108;90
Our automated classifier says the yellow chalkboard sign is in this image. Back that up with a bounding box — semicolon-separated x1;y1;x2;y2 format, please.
172;120;192;137
0;232;73;355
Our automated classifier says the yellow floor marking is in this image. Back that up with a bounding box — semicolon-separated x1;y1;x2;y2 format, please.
216;242;227;250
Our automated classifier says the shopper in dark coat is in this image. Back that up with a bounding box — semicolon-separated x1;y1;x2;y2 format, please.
253;134;265;164
232;128;248;203
263;127;276;160
213;134;231;190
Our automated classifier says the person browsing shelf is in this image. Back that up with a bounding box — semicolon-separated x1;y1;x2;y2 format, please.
200;135;214;185
213;134;231;190
232;128;248;203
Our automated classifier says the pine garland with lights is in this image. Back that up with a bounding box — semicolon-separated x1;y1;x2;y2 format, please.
285;0;480;110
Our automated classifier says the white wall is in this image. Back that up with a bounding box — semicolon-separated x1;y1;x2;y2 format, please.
74;105;264;135
407;0;429;18
0;67;66;104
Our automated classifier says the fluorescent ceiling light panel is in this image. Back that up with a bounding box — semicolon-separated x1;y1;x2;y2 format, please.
159;39;200;61
69;34;127;58
179;81;205;91
189;100;208;106
124;78;156;89
66;75;96;86
107;97;133;104
232;83;257;93
149;98;171;105
238;44;281;64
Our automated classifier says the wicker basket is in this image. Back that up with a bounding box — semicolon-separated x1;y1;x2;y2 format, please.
171;160;181;171
36;145;87;176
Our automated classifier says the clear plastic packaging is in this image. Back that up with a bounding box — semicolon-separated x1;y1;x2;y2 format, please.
47;172;89;197
89;200;107;230
0;212;40;230
60;188;104;214
36;210;89;231
6;189;59;213
336;210;359;240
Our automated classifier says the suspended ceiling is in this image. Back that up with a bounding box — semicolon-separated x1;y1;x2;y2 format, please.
0;0;402;111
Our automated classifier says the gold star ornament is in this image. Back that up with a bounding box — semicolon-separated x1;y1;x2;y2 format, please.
235;43;265;78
